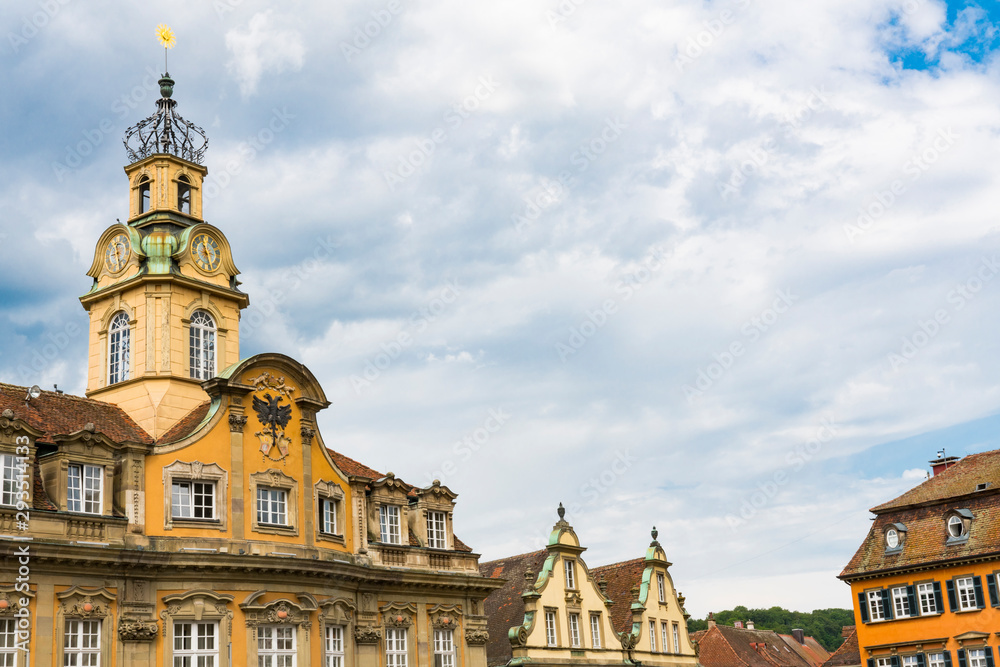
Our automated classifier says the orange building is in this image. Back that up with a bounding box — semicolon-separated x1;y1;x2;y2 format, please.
839;450;1000;667
0;71;500;667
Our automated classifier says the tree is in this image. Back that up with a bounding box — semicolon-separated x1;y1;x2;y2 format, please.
686;606;854;651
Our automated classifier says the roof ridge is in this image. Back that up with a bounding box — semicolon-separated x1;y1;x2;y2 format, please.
1;382;112;407
592;556;646;569
479;549;548;568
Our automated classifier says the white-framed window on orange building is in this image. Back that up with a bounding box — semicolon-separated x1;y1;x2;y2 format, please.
173;621;219;667
257;625;295;667
64;619;101;667
324;626;344;667
432;629;455;667
385;628;407;667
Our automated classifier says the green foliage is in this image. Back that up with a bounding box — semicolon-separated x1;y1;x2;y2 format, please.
686;606;854;652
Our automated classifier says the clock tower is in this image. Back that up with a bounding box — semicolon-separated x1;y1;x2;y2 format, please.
80;72;249;439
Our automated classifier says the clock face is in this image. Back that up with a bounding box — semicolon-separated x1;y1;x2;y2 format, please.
191;233;221;272
104;233;131;273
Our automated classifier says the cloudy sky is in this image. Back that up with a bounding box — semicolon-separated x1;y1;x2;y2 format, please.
3;0;1000;618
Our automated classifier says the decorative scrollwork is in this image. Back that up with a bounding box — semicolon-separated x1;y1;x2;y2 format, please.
354;625;382;644
118;618;159;641
123;75;208;165
465;629;489;646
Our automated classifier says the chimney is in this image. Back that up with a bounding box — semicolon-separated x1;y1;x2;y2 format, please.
734;621;743;629
707;613;716;629
929;451;960;476
792;629;805;645
747;620;755;630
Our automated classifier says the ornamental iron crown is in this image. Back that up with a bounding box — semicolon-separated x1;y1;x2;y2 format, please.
123;73;208;165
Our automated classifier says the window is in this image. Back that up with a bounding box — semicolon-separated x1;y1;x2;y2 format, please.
955;577;977;611
564;560;576;589
589;614;601;649
902;657;920;667
657;573;667;603
178;176;192;214
867;589;886;621
648;620;657;652
1;454;19;507
324;626;343;667
189;311;216;380
64;619;101;667
886;528;900;549
257;626;294;667
256;487;287;526
173;622;217;667
427;511;447;549
948;515;966;539
172;481;215;520
320;498;338;535
917;582;939;615
545;611;557;647
0;619;16;667
875;658;893;667
568;614;580;648
433;629;455;667
927;654;947;667
892;586;911;618
380;505;401;544
108;312;130;384
67;464;102;514
672;623;680;654
661;622;670;653
966;650;989;667
139;178;150;214
385;628;407;667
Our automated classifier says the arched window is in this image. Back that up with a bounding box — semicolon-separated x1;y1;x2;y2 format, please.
189;311;216;380
108;312;130;384
177;175;191;214
139;177;151;213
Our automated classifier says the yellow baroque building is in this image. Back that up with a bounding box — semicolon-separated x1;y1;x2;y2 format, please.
0;72;500;667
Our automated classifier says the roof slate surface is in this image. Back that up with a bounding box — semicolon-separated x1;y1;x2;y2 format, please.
0;382;153;445
821;628;860;667
871;450;1000;512
778;634;831;667
589;557;646;634
693;625;816;667
159;400;212;443
478;550;548;667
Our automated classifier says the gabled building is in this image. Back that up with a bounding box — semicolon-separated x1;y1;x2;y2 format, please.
821;627;861;667
839;450;1000;667
0;70;501;667
478;506;699;667
691;620;827;667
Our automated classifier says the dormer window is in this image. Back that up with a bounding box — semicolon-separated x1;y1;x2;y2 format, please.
177;175;192;214
946;509;973;542
139;177;151;213
380;505;401;544
67;464;102;514
426;511;447;549
108;312;130;384
884;523;906;552
564;560;576;589
948;516;964;538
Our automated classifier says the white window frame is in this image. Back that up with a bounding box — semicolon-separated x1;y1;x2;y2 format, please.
867;589;886;621
902;656;920;667
657;573;666;603
968;650;988;667
433;629;455;667
568;613;580;648
173;621;218;667
189;310;217;380
67;464;102;514
171;480;216;520
0;455;19;507
875;658;893;667
0;618;17;667
427;511;447;549
257;625;295;667
324;626;344;667
380;505;401;544
385;627;408;667
589;614;601;649
108;311;130;385
256;487;287;526
64;619;101;667
928;654;947;667
891;586;910;618
661;622;670;653
545;611;557;647
672;623;680;654
564;560;576;589
917;582;937;614
648;620;657;652
956;577;977;611
320;498;338;535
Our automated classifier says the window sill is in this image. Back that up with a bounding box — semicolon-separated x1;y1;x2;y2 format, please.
253;523;297;536
953;607;983;614
169;517;225;531
317;531;346;546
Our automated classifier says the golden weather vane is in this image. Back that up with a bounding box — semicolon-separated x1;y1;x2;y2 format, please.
155;24;176;72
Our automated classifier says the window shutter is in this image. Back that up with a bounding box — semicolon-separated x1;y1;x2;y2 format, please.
944;652;952;667
972;576;985;609
882;588;894;620
957;649;967;667
907;585;917;615
946;580;957;612
985;647;994;667
858;592;870;623
891;656;900;667
917;654;926;667
933;581;943;612
868;659;875;667
989;574;999;607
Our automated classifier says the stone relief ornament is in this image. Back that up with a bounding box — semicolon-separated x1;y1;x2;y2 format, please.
253;393;293;462
465;629;489;646
118;618;159;641
354;625;382;644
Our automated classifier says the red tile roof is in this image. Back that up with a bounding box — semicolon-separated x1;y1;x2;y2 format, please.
821;628;859;667
159;401;212;443
590;557;646;634
479;550;548;667
328;448;382;479
693;625;816;667
871;450;1000;512
778;634;831;667
0;383;152;445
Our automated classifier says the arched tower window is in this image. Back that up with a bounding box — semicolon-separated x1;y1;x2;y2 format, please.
139;177;151;214
189;310;216;380
108;312;131;384
177;175;191;214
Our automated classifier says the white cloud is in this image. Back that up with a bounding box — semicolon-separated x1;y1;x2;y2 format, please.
225;11;305;99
